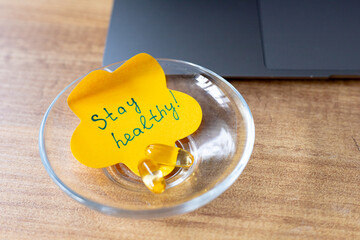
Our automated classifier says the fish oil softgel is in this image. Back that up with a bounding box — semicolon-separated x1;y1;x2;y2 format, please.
138;159;166;194
139;145;194;193
145;144;194;168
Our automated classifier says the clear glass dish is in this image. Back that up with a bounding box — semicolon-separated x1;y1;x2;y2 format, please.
39;59;255;218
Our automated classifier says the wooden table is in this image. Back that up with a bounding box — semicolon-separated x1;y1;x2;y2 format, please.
1;1;359;239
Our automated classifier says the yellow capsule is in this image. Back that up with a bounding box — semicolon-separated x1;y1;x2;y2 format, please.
138;159;166;194
145;144;194;168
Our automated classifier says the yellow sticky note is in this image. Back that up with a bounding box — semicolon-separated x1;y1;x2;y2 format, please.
68;53;202;176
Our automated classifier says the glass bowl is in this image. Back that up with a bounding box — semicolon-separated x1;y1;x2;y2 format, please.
39;58;255;218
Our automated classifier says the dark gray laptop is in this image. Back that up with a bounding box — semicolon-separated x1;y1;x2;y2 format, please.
103;0;360;78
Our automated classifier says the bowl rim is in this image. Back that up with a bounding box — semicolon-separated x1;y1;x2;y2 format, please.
39;58;255;218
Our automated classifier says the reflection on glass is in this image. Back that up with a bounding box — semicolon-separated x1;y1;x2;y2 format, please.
197;127;235;160
195;74;230;107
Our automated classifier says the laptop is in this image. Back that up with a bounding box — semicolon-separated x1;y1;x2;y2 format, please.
103;0;360;78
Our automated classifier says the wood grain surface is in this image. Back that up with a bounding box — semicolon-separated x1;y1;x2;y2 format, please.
0;0;359;239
